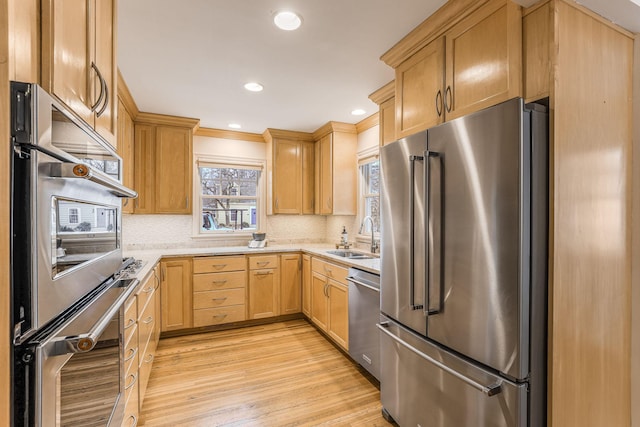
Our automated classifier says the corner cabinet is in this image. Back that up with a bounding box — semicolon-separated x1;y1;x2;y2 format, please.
263;129;315;215
41;0;117;146
133;114;199;214
314;123;357;215
391;0;522;138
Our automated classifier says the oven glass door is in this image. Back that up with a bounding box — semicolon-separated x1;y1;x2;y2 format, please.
52;198;118;277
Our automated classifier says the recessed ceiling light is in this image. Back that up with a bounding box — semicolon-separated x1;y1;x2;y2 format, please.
273;11;302;31
351;109;366;116
244;82;264;92
228;123;242;129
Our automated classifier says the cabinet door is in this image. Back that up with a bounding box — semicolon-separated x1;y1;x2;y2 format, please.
92;0;117;145
301;141;316;214
328;279;349;351
42;0;92;126
273;140;301;213
395;37;445;138
249;269;280;319
310;272;329;330
155;126;192;214
8;0;39;82
316;134;333;215
117;99;135;214
380;97;396;146
280;254;301;315
302;254;311;317
444;1;522;120
160;258;193;332
133;124;155;213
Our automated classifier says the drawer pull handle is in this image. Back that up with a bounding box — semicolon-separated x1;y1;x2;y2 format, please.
213;314;228;318
124;318;136;329
124;347;138;362
125;373;138;390
143;286;153;293
212;280;227;285
142;316;153;324
256;271;272;276
212;297;228;301
127;415;138;427
257;261;270;266
212;264;227;270
144;354;154;363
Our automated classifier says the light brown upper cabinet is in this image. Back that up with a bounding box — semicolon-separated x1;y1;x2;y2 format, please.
133;114;199;214
263;129;315;215
369;81;396;146
313;123;357;215
117;99;135;214
389;0;522;138
41;0;117;147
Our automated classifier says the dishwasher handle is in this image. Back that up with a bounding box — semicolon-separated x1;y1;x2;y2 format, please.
346;276;380;292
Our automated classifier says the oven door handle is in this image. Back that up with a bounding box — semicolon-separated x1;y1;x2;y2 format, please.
46;278;140;356
49;162;138;199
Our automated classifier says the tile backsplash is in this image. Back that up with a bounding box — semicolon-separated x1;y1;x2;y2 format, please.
122;214;356;250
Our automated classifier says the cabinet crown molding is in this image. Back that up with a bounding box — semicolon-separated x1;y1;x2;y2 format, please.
369;81;395;105
313;122;357;140
117;69;140;118
196;127;265;143
135;112;200;130
380;0;492;68
262;128;315;143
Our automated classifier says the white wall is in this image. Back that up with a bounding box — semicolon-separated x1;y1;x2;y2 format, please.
123;125;380;250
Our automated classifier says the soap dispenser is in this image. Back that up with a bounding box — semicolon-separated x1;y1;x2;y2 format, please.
341;226;348;244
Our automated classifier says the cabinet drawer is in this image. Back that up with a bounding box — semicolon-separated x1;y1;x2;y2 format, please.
124;298;137;339
138;345;155;406
138;297;156;352
193;288;246;309
136;273;158;313
124;324;138;378
311;258;348;284
122;371;139;427
193;305;246;327
193;256;246;273
193;271;246;291
249;255;279;270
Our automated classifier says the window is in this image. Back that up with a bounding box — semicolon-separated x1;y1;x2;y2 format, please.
358;157;380;234
196;160;263;235
68;207;79;225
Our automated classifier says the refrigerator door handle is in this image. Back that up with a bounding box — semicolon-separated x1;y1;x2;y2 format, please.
409;154;425;311
377;323;503;397
425;150;442;316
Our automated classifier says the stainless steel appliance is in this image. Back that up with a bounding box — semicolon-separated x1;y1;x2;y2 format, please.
10;81;139;426
347;268;380;381
379;98;548;426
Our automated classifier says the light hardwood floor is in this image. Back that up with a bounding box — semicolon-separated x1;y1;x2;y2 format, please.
140;319;393;426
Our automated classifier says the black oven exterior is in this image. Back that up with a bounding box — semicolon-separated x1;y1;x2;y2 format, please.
10;81;138;426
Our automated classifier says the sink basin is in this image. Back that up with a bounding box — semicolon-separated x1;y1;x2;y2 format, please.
326;250;377;260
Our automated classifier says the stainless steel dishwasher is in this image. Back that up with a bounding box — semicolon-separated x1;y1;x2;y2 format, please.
347;267;380;381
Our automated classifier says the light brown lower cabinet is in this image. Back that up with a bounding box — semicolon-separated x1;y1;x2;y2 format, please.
310;257;349;350
122;264;161;427
248;255;280;319
280;254;301;315
160;258;192;332
301;254;311;317
192;255;247;327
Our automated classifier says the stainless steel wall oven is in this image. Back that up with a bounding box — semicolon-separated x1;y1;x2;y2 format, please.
10;82;138;426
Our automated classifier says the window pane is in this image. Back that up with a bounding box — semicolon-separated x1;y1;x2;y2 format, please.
360;159;380;234
363;196;380;233
202;198;257;231
199;167;258;197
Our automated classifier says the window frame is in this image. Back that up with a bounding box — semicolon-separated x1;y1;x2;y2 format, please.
192;155;266;240
356;147;380;242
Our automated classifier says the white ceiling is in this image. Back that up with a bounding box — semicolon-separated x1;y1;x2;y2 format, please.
118;0;639;135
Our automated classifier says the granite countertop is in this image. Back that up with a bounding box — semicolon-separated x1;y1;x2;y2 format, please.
124;244;381;280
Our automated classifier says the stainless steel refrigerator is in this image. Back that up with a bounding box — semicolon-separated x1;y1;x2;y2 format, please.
379;98;547;427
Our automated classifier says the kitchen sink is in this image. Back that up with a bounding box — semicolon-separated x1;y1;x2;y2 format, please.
326;250;378;260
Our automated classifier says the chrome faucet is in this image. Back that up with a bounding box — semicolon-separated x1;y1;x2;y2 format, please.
360;216;379;254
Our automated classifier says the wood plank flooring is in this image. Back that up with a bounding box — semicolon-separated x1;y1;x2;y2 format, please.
139;319;393;426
